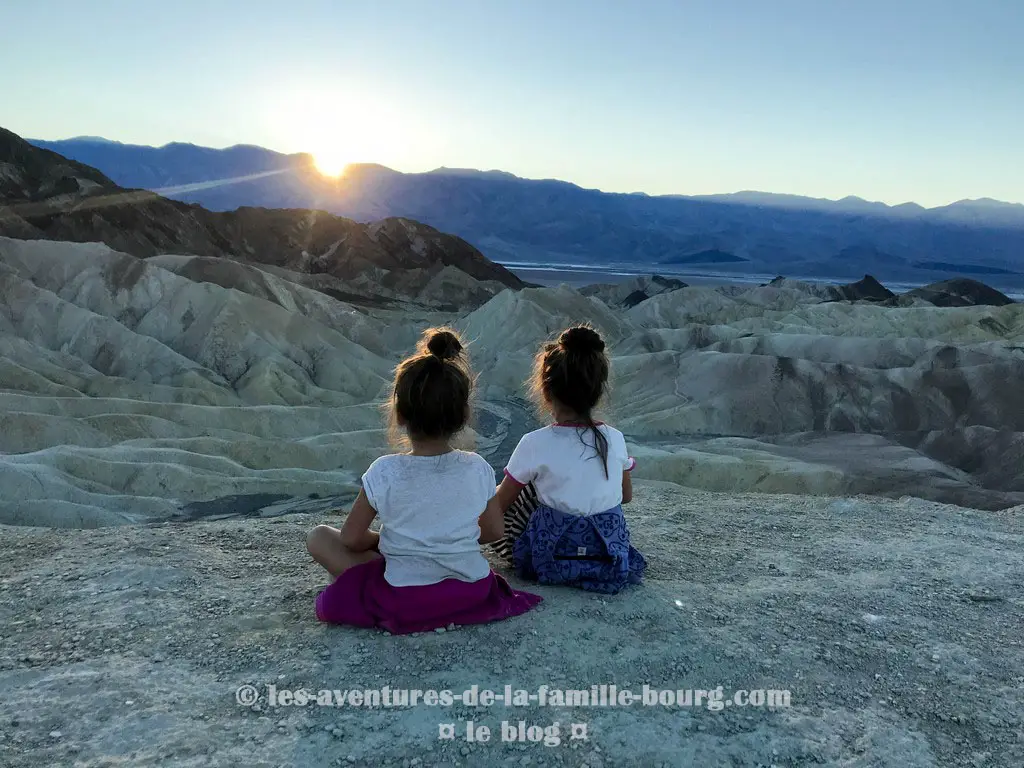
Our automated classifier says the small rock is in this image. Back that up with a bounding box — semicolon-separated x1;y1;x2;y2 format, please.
966;592;1002;603
49;730;62;739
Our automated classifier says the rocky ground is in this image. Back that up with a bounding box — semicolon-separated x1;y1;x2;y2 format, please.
2;482;1022;767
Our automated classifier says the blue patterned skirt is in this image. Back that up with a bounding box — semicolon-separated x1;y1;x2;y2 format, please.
512;504;646;595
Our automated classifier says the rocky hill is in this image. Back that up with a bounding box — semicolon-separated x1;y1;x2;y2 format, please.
1;128;523;309
901;278;1017;308
1;230;1022;527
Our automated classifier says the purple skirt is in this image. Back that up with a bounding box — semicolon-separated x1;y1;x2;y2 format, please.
314;558;543;635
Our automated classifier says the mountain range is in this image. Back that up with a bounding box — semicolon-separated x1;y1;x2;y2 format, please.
0;128;523;310
23;135;1024;288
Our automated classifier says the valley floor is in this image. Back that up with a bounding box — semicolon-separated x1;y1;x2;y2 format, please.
2;483;1022;767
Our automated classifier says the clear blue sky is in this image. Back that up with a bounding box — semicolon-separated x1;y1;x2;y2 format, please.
3;0;1022;206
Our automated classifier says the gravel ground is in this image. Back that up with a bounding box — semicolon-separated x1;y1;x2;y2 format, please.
1;482;1022;767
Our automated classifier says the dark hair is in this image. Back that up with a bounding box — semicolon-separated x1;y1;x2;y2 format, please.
531;324;611;478
391;327;472;441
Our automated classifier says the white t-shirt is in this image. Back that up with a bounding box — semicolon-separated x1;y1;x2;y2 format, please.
361;450;494;587
504;423;636;517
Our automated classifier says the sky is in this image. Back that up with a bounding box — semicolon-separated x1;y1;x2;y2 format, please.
2;0;1023;206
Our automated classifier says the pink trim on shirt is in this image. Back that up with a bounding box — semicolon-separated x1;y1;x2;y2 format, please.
553;421;605;427
503;468;526;487
626;457;637;471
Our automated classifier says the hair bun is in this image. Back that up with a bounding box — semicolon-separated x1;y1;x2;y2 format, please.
559;325;605;354
425;328;464;360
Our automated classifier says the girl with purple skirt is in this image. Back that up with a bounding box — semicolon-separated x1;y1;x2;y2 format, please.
306;327;542;634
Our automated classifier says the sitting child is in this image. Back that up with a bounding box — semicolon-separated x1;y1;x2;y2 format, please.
490;324;646;594
306;327;542;634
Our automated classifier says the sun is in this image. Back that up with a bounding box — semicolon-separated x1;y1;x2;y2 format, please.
313;151;350;178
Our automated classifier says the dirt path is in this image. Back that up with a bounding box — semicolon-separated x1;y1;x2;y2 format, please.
1;483;1022;767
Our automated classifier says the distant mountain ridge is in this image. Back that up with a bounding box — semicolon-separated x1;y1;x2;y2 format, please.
426;167;523;181
26;135;1024;287
32;135;1024;220
658;190;1024;227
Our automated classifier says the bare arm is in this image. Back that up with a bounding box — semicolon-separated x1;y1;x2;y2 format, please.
339;488;380;552
621;469;633;504
493;476;525;513
478;476;524;544
478;496;504;544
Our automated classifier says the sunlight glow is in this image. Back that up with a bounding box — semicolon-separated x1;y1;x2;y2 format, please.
313;151;350;178
267;80;432;178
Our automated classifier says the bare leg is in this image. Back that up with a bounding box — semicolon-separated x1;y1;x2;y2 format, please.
306;525;382;578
